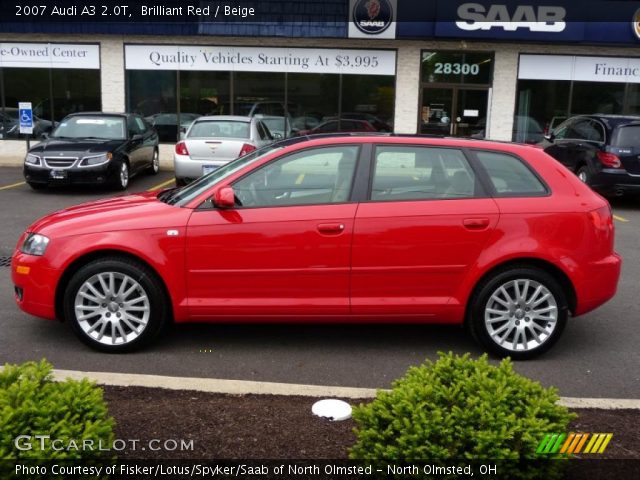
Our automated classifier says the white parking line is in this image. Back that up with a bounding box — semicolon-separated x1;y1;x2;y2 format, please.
51;369;640;409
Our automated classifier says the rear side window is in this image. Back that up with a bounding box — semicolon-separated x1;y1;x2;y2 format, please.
613;125;640;147
371;146;480;201
474;151;547;196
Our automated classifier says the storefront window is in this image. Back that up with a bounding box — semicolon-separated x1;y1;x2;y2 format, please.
571;81;626;116
342;75;395;131
126;70;177;141
515;80;570;139
287;73;339;133
51;69;101;120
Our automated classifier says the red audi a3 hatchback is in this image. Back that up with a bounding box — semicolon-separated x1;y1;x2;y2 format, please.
12;135;621;358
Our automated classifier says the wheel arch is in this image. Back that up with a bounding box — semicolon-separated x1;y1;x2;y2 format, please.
464;257;577;325
55;249;174;323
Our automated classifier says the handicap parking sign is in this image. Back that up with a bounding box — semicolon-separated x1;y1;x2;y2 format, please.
18;102;33;134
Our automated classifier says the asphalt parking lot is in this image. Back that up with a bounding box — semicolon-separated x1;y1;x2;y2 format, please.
0;166;639;399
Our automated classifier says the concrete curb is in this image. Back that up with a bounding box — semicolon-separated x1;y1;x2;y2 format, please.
52;369;640;409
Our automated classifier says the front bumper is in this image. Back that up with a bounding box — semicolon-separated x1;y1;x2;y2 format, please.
24;162;116;186
11;252;59;320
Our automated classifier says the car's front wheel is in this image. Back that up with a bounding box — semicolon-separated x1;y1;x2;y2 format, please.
147;148;160;175
64;257;169;352
468;266;568;360
112;161;129;190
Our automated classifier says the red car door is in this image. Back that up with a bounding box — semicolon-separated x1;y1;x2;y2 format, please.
185;145;360;318
351;145;499;318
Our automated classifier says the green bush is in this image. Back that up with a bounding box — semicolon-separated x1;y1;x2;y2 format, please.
350;352;576;479
0;360;115;460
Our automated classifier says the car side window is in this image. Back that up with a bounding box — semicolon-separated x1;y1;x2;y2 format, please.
134;116;147;134
371;146;479;201
233;146;359;207
474;151;547;196
572;119;600;142
588;120;605;143
128;116;143;137
256;121;270;141
553;118;574;140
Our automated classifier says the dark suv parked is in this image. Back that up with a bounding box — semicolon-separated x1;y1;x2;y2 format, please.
540;114;640;196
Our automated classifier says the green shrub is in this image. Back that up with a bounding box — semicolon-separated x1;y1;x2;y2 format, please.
350;352;576;479
0;360;115;460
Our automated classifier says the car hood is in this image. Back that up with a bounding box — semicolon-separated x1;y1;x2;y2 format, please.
29;138;124;156
26;190;190;238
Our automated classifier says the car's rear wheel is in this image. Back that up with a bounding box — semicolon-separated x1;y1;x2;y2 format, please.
64;257;169;352
577;165;590;184
147;148;160;175
468;266;568;360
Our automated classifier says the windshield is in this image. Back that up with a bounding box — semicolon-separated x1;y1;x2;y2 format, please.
188;120;250;139
159;143;283;207
52;116;126;140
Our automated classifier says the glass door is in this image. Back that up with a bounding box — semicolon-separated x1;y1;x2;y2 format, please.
421;87;488;138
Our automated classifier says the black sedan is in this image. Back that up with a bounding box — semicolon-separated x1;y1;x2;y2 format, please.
23;112;159;191
540;114;640;196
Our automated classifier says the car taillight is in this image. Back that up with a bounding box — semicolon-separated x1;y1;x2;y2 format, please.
175;141;189;156
588;204;613;233
596;151;621;168
239;143;256;157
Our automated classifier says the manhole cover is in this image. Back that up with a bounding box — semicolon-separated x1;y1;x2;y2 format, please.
0;256;12;267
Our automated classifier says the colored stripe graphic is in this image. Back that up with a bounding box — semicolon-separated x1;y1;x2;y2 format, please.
538;433;613;455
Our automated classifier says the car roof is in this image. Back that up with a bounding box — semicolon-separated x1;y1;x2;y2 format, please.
66;112;128;118
194;115;252;122
571;114;640;131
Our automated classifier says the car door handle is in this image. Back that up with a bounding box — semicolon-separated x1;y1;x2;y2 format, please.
317;223;345;234
463;218;490;230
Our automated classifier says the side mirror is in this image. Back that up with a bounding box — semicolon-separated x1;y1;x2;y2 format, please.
41;132;49;139
213;186;235;208
273;132;283;139
131;133;143;142
544;132;555;142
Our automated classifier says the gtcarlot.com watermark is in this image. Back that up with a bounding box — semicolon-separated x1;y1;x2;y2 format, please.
14;434;194;452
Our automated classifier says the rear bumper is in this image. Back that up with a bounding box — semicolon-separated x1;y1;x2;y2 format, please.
590;169;640;195
11;252;59;320
173;154;231;180
574;253;622;316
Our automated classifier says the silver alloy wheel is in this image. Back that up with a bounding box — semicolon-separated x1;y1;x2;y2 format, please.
74;271;150;346
152;150;159;173
578;170;588;183
120;162;129;188
484;279;558;352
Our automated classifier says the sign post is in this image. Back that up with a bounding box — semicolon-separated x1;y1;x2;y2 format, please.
18;102;33;150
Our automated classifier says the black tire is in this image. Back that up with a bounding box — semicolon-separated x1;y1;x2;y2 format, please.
467;266;568;360
63;256;169;352
576;165;591;185
147;148;160;175
112;160;130;191
174;177;187;187
27;182;47;190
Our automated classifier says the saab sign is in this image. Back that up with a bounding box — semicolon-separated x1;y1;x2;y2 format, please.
348;0;397;39
456;3;566;32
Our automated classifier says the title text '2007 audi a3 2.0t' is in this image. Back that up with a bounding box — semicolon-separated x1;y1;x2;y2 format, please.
12;135;621;359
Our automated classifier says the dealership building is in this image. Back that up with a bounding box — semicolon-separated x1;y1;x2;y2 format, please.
1;0;639;163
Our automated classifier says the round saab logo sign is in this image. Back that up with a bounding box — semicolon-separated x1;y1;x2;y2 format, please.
353;0;393;35
633;8;640;40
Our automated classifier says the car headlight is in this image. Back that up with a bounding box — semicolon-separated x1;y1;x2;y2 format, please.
21;233;50;256
25;154;41;166
79;152;112;167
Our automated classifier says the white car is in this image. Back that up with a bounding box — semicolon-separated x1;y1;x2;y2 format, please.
173;115;274;186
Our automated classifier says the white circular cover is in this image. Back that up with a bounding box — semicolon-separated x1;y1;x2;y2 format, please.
312;399;352;421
